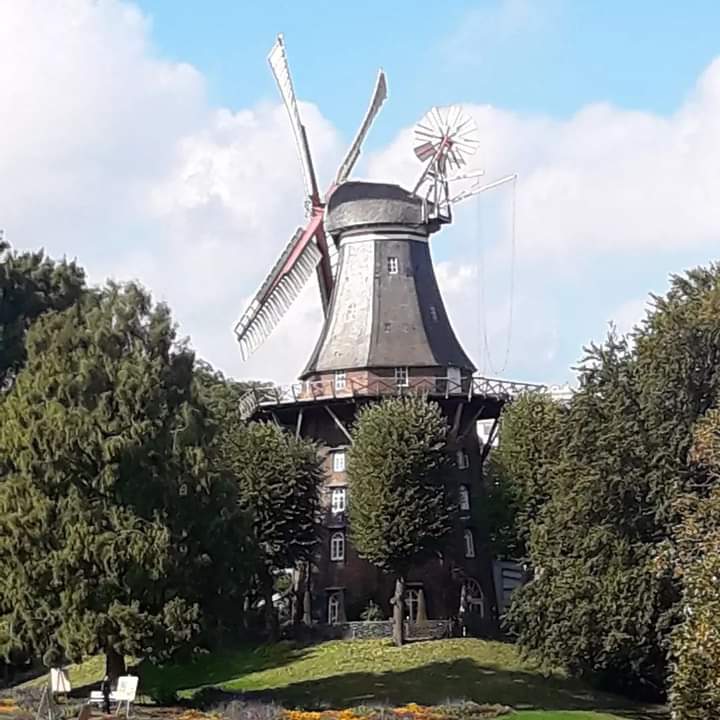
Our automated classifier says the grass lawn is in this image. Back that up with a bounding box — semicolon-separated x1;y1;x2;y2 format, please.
135;639;664;720
18;639;665;720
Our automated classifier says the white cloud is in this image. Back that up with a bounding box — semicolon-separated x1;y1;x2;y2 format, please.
368;59;720;261
4;0;720;388
0;0;337;385
366;59;720;383
611;297;650;337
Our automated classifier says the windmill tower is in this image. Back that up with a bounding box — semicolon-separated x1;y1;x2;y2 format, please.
236;36;541;634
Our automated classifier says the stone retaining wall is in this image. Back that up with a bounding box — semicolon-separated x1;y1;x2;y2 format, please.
315;620;453;640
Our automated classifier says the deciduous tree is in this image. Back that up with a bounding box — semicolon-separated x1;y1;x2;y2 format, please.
219;421;322;638
348;396;452;646
484;393;565;558
669;409;720;719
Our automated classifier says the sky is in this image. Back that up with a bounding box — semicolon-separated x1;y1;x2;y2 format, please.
3;0;720;387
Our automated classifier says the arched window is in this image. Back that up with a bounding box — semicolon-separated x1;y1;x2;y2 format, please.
330;532;345;561
328;594;341;624
465;579;485;618
459;485;470;511
405;588;420;622
464;529;475;558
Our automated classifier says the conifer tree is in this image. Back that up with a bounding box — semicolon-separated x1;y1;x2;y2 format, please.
348;396;452;646
507;264;720;696
0;241;85;388
0;283;250;679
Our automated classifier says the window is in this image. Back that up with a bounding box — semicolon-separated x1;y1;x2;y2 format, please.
330;532;345;561
387;257;399;274
459;485;470;511
334;370;346;391
464;529;475;558
394;367;409;387
332;451;346;473
429;305;438;322
405;588;421;623
328;593;341;624
465;579;485;618
456;449;469;470
331;487;347;514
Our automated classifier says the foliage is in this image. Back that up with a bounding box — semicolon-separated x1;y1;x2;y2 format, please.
0;242;85;389
348;397;452;575
359;601;384;622
218;421;322;631
194;360;252;432
347;396;453;644
0;283;251;672
508;265;720;696
484;394;565;558
668;409;720;719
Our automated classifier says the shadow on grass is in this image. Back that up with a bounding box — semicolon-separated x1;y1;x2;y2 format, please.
133;642;312;703
225;659;667;720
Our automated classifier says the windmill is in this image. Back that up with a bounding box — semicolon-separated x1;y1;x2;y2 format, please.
234;36;544;632
234;35;515;364
234;34;387;361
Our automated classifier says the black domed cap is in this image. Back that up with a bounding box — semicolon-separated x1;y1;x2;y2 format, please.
325;181;429;236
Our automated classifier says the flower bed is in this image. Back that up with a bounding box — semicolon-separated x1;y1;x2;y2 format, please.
181;701;514;720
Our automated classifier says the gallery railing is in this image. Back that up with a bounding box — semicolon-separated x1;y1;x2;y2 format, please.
239;374;545;420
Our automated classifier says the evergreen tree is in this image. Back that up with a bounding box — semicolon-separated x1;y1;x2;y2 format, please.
507;264;720;696
219;421;322;638
0;283;250;679
0;242;85;388
347;396;452;646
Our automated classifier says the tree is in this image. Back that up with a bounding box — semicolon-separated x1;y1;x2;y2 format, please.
219;421;322;638
0;241;85;388
484;392;565;558
507;264;720;696
0;283;251;680
669;410;720;719
348;396;452;646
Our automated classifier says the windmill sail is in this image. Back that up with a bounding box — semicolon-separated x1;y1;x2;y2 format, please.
335;70;388;185
234;228;322;360
268;34;320;200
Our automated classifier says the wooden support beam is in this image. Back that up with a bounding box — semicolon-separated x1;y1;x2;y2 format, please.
457;402;488;441
295;408;304;439
325;405;352;443
270;411;282;428
479;415;500;466
449;402;465;439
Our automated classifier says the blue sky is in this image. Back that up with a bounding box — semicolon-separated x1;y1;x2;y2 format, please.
139;0;720;134
3;0;720;387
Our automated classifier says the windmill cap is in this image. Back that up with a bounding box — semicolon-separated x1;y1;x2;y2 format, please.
325;181;433;237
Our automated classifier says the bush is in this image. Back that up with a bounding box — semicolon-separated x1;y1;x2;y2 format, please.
360;601;384;622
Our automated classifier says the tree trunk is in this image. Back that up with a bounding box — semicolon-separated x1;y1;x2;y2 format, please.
392;576;406;647
262;569;278;641
302;561;313;626
105;647;126;686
